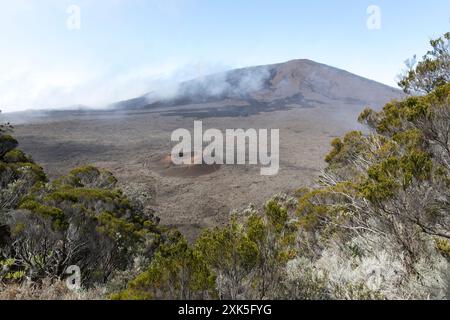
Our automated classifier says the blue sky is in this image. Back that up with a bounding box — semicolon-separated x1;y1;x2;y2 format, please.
0;0;449;112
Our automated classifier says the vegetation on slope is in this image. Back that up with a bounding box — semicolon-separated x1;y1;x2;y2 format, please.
0;129;166;288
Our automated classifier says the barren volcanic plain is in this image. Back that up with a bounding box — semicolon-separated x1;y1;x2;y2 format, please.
2;60;403;240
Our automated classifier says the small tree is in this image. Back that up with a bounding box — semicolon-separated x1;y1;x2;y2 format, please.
398;32;450;94
112;231;216;300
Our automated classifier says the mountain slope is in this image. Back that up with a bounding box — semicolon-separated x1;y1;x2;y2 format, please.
112;59;403;115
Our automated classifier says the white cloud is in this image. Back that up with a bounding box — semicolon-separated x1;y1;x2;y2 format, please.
0;55;230;112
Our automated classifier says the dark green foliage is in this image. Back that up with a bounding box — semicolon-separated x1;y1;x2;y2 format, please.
0;128;47;210
325;131;366;165
0;135;18;157
54;165;117;189
3;165;163;285
19;199;67;230
112;231;216;300
116;197;299;300
3;149;30;163
398;32;449;94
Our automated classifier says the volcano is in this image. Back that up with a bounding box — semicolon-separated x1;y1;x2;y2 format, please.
111;59;403;117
